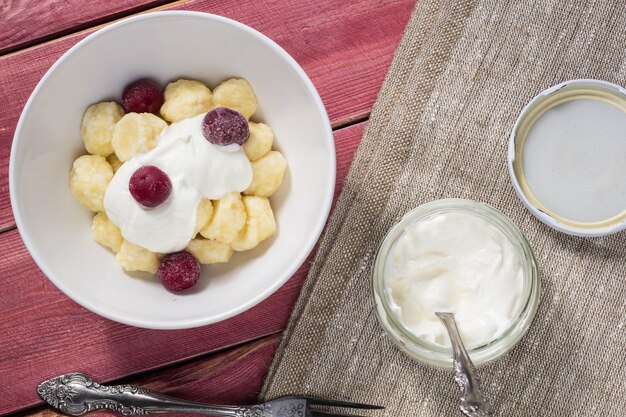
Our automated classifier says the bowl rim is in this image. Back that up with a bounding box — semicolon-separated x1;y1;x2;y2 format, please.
9;10;336;329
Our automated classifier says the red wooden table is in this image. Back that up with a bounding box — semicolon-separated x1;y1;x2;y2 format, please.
0;1;414;415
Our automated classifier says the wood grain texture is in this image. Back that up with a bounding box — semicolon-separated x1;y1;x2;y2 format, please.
0;0;177;54
0;0;413;229
23;335;281;417
0;122;362;416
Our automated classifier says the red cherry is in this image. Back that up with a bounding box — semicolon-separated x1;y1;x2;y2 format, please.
121;79;164;114
201;107;249;146
129;166;172;208
157;251;201;292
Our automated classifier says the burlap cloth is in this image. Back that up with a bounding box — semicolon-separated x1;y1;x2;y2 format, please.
261;0;626;415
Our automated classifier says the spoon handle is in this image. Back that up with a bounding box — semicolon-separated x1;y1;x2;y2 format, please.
436;312;494;417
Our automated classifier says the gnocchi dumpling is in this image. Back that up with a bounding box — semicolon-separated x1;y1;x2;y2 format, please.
71;76;287;284
194;198;214;235
231;196;276;251
112;113;168;162
70;155;114;212
81;102;124;156
243;122;274;161
199;193;246;243
106;153;123;172
213;78;257;120
91;212;123;253
160;79;213;123
186;238;233;264
116;240;160;274
244;151;287;197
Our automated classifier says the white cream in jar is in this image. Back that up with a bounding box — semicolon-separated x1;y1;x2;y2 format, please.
384;211;524;347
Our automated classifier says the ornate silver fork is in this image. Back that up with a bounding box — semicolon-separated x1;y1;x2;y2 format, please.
38;373;383;417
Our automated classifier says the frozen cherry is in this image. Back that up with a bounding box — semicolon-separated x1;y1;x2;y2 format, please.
129;166;172;208
121;79;164;114
157;251;201;292
201;107;249;146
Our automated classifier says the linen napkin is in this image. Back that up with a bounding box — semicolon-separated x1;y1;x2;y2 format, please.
262;0;626;415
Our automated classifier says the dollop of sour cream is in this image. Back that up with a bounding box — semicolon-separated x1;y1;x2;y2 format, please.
104;113;253;253
385;212;524;347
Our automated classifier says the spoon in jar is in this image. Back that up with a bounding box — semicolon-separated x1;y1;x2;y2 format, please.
436;312;494;417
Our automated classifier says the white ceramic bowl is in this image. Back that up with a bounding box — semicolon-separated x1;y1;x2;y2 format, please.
9;11;335;329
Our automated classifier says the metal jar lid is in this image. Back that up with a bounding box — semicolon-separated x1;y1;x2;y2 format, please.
508;79;626;237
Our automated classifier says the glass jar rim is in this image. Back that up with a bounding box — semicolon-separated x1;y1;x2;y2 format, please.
372;198;541;366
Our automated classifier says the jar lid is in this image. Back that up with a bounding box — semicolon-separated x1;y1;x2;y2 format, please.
508;79;626;237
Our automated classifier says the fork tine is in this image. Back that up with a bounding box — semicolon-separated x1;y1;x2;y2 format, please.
304;397;384;410
311;412;365;417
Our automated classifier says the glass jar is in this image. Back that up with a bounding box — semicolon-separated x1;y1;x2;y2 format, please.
372;199;540;368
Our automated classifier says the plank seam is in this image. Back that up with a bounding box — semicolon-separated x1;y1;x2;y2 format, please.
4;332;282;417
0;0;181;56
0;225;16;234
0;118;368;236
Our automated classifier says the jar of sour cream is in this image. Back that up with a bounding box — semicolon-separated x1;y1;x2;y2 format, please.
372;199;540;367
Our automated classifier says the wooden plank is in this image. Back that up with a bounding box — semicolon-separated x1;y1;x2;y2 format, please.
0;122;363;416
0;1;178;54
23;335;282;417
0;0;413;229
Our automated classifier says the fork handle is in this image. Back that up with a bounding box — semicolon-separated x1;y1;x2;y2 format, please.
37;373;248;416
